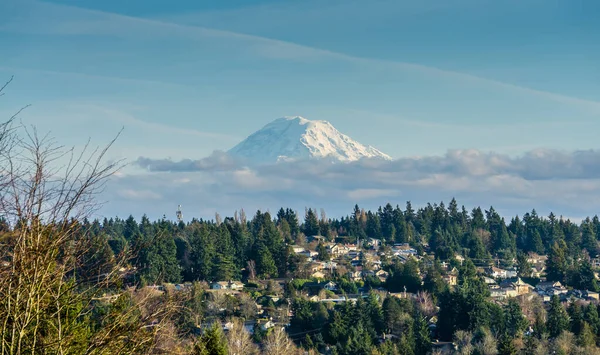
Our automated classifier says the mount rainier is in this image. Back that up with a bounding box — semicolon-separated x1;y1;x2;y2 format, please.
228;116;392;163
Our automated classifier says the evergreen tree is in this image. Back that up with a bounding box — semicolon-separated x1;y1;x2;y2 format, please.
189;226;215;281
317;243;330;261
304;208;320;236
584;303;600;335
413;311;431;355
517;252;532;278
546;241;569;283
528;230;545;254
255;244;278;279
211;224;236;281
571;259;599;292
422;266;447;299
503;298;528;338
498;334;518;355
568;300;584;336
578;321;596;348
547;295;569;338
194;322;228;355
581;222;598;255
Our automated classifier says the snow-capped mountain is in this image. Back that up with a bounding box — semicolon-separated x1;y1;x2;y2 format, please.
228;116;392;163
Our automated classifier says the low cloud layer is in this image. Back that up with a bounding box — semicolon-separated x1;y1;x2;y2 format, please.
98;149;600;221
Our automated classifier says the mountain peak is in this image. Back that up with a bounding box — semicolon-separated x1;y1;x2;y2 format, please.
228;116;391;164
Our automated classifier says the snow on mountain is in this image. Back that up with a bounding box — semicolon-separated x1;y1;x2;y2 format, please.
228;116;392;163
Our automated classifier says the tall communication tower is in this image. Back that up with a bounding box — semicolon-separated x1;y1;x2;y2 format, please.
176;205;183;222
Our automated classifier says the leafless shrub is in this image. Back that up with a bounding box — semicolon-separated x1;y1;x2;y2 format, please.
226;318;258;355
0;79;179;354
262;327;302;355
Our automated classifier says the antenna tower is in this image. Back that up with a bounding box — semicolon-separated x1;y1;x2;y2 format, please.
176;205;183;222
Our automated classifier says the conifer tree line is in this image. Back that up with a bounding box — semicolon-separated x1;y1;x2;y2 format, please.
83;202;600;288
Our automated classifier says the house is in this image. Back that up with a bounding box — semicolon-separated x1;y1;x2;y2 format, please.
230;281;244;290
536;281;568;297
368;238;381;248
311;271;326;279
211;281;230;290
257;319;275;331
531;265;545;278
490;288;511;299
483;277;497;285
300;250;318;259
303;281;338;293
347;251;360;259
351;259;362;267
323;281;337;291
309;295;320;302
376;270;389;282
327;244;342;256
211;281;244;291
322;261;338;270
266;295;280;303
489;278;532;300
527;252;548;264
348;271;363;281
585;290;600;301
291;245;305;254
443;274;457;286
393;244;418;256
485;266;517;279
308;262;323;272
345;243;358;251
372;260;382;271
454;254;465;264
499;278;533;296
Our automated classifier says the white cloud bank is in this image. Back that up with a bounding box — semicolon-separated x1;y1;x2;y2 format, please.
96;149;600;221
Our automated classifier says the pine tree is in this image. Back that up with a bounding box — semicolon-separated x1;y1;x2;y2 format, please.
189;226;215;281
584;303;600;335
517;252;532;278
578;321;596;348
547;295;569;338
503;298;528;338
304;208;320;236
581;222;598;255
317;243;330;261
256;244;278;279
573;259;599;291
528;230;545;254
546;241;568;283
195;322;228;355
413;311;432;355
568;300;584;336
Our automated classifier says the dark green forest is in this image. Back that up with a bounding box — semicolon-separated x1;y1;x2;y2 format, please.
91;201;600;289
17;200;599;354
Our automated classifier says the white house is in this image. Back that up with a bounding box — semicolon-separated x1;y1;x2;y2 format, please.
300;250;319;259
211;281;244;291
291;245;305;254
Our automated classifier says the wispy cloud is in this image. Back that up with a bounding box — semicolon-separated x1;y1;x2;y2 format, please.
68;103;239;141
4;0;599;114
0;65;196;89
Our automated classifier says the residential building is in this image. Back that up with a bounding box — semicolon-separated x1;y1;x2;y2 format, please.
291;245;305;254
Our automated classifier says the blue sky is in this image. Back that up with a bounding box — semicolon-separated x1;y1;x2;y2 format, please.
1;0;599;221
